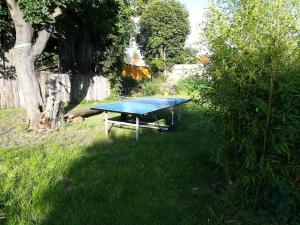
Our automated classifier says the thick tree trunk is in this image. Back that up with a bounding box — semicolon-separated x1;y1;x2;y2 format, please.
7;0;43;129
14;49;44;129
6;0;63;130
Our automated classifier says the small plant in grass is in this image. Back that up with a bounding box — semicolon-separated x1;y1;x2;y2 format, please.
202;0;300;221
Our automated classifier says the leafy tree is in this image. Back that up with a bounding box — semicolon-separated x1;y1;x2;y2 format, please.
202;0;300;215
173;47;199;64
131;0;153;16
136;0;190;72
1;0;132;130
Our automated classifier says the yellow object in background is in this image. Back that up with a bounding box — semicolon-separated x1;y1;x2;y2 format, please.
122;64;152;80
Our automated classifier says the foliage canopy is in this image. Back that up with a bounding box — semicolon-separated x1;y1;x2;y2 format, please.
0;0;133;82
136;0;190;71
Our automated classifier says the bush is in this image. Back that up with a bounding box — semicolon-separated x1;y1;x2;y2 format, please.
137;76;166;96
120;77;139;96
176;76;209;101
148;58;166;74
120;76;166;96
202;0;300;214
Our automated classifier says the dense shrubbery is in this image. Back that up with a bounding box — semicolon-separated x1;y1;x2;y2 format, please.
121;76;166;96
202;0;300;221
176;76;209;102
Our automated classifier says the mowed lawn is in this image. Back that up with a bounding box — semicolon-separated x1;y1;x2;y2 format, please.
0;100;222;225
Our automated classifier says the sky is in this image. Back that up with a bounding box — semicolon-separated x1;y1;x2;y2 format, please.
178;0;209;47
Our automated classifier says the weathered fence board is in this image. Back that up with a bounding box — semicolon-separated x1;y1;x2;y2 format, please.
0;71;110;109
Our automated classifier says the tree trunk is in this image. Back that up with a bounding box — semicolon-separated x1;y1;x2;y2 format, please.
162;45;166;61
161;45;167;76
6;0;63;130
14;50;44;129
7;0;44;129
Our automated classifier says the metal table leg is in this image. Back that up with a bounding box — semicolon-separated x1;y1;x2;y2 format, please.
178;105;181;122
104;111;108;135
136;115;140;142
120;113;127;121
170;107;175;126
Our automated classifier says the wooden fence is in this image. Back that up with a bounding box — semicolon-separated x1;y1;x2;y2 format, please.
122;64;152;80
0;71;110;109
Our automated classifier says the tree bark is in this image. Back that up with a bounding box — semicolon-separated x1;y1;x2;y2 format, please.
14;48;44;129
161;45;167;76
7;0;43;129
6;0;63;130
66;108;103;119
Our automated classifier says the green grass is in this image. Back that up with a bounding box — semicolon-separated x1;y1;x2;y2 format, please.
0;99;273;225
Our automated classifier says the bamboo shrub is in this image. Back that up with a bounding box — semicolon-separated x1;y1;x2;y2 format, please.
202;0;300;192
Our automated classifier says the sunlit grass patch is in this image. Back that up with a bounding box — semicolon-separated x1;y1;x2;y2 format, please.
0;100;224;224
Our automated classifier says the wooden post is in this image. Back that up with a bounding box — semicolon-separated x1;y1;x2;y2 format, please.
104;111;108;135
136;115;140;142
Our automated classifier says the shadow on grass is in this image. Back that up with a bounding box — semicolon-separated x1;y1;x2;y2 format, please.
40;104;223;225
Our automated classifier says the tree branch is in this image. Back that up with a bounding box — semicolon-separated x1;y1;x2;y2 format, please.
6;0;34;46
31;6;64;60
6;0;23;26
31;24;54;60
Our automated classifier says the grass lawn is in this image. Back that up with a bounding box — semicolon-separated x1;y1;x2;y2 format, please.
0;98;266;225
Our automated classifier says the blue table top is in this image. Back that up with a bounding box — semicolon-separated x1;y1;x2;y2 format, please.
91;97;190;115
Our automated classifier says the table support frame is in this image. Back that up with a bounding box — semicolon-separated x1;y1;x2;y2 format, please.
103;105;182;142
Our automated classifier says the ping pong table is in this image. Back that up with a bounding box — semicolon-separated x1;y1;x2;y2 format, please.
91;97;190;141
